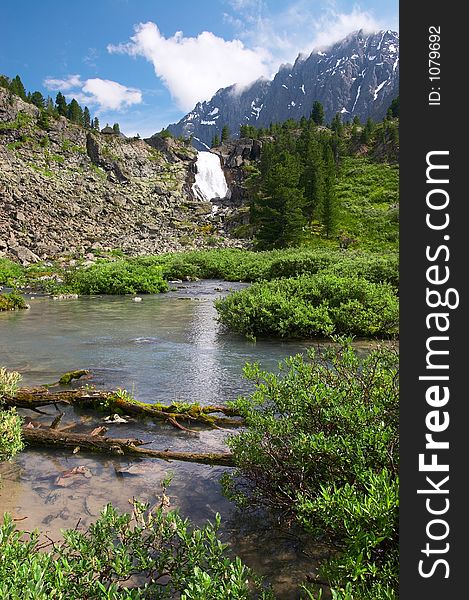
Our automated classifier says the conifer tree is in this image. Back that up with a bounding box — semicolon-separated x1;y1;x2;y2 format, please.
321;145;338;237
83;107;91;128
55;92;68;116
30;91;45;108
93;117;100;130
300;125;325;221
211;134;220;148
361;117;375;144
310;101;325;125
112;122;120;134
10;75;26;100
251;150;306;248
330;112;343;135
221;125;230;143
67;98;83;124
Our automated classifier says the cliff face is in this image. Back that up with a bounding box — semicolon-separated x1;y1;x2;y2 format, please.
0;89;245;264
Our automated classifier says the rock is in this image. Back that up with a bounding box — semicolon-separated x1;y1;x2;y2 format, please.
10;245;41;265
132;297;142;302
103;414;128;423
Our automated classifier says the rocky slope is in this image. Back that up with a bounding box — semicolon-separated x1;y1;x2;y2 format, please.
168;30;399;149
0;89;248;263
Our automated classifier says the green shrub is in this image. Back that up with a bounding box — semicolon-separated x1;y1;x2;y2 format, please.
215;274;398;339
223;342;399;599
0;502;272;599
0;291;28;311
64;261;169;295
0;368;23;461
0;408;23;461
0;258;23;286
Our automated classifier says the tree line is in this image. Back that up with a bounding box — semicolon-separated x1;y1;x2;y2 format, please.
240;99;399;249
0;73;121;133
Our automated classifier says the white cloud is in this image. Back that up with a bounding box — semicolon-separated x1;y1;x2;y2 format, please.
224;1;394;67
306;7;385;51
107;22;271;111
43;74;82;91
82;79;142;111
43;75;142;112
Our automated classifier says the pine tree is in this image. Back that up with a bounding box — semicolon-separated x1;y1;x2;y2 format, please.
251;150;306;248
55;92;68;116
30;91;45;109
389;96;399;118
310;101;324;126
67;98;83;124
361;117;375;144
83;107;91;128
221;125;230;143
321;145;338;237
112;122;120;134
211;134;220;148
10;75;27;100
93;117;100;130
330;112;343;135
45;97;56;115
0;75;10;91
300;125;325;222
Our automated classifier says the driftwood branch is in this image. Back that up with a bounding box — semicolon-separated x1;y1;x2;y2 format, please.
22;425;234;466
6;387;243;429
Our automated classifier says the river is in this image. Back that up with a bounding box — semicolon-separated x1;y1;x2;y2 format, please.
1;280;367;597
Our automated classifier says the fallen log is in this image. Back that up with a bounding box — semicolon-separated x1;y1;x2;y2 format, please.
22;426;235;466
6;388;243;429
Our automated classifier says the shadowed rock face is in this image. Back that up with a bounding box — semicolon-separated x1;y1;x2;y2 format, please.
168;30;399;150
0;89;249;263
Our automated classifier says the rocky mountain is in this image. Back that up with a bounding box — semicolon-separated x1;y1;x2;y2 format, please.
0;88;248;264
168;30;399;150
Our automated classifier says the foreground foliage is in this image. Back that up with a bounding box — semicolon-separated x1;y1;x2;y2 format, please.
0;290;27;311
223;342;399;599
216;274;398;339
0;502;271;600
63;260;169;295
0;368;23;461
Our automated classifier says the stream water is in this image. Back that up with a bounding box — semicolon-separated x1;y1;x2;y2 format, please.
0;280;367;597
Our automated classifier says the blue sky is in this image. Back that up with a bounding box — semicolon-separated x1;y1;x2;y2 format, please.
1;0;398;137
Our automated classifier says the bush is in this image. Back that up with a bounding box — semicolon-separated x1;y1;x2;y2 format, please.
215;274;398;339
0;291;27;311
0;408;23;461
132;248;399;287
64;261;169;295
223;342;399;599
0;368;23;461
0;502;272;599
0;258;23;286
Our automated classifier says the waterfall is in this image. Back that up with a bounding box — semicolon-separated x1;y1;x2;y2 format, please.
192;151;228;201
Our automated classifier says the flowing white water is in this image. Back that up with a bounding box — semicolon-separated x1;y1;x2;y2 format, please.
192;151;228;201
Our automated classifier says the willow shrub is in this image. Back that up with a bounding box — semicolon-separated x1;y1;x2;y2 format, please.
0;291;28;311
0;502;272;600
131;249;398;286
0;258;24;286
223;342;399;599
64;260;168;295
215;274;398;339
0;368;23;461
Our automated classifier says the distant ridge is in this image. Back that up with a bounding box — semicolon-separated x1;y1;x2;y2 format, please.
167;30;399;149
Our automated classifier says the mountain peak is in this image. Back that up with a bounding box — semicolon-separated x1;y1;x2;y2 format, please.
167;30;399;150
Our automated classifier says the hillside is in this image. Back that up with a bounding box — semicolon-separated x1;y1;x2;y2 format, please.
0;88;246;264
168;30;399;150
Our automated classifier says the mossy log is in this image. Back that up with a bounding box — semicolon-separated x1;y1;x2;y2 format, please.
22;426;234;466
6;387;243;428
